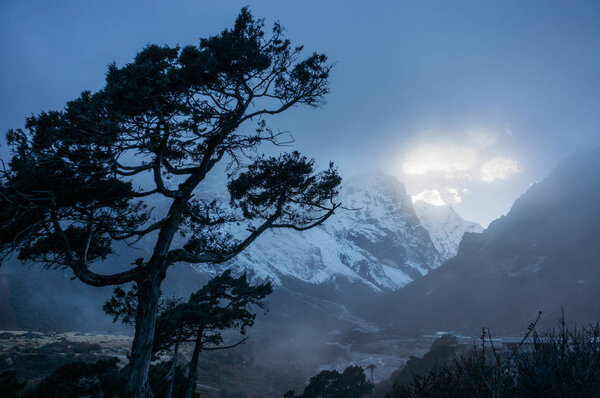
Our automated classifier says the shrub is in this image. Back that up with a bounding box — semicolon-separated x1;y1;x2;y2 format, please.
0;370;26;398
25;358;122;398
23;358;196;398
386;316;600;398
290;365;373;398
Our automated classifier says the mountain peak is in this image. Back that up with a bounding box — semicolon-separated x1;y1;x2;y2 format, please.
413;200;483;262
203;172;443;291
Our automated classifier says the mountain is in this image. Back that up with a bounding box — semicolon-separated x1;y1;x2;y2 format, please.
203;173;442;291
0;172;481;333
366;147;600;335
412;201;483;262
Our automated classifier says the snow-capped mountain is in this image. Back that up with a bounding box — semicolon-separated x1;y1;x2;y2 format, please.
413;201;483;262
1;171;482;332
203;173;456;291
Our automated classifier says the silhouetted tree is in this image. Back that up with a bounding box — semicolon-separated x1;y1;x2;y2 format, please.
298;365;373;398
366;364;376;384
104;271;271;398
0;7;339;397
25;358;123;398
103;284;140;326
171;271;271;398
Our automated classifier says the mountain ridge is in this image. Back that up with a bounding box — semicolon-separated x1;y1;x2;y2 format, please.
363;147;600;334
202;172;482;292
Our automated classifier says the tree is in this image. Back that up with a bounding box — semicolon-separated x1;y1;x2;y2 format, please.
366;364;376;384
0;8;340;397
105;271;272;398
296;366;374;398
104;286;186;398
160;270;272;398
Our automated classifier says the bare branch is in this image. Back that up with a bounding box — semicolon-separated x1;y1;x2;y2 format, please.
203;336;249;351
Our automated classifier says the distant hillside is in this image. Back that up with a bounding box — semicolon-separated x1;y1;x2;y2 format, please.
366;147;600;335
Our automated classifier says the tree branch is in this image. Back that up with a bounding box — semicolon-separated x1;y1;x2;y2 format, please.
203;336;249;351
167;200;284;265
269;203;340;231
49;199;140;287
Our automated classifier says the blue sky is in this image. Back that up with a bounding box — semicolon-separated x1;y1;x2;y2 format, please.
1;1;599;225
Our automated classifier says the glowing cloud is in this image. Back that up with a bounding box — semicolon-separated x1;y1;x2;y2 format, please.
445;187;463;204
411;189;446;206
479;157;522;182
402;144;477;178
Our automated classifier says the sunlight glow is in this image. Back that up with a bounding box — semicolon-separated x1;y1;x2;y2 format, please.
412;189;446;206
402;144;477;178
479;157;522;182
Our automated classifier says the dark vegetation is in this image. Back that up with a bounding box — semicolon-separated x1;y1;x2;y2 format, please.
372;334;461;396
285;365;373;398
104;270;271;398
0;370;26;397
0;332;121;383
2;358;196;398
379;316;600;398
0;7;339;397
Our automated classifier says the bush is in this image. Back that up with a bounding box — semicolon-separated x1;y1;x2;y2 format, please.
25;358;123;398
23;358;195;398
0;370;26;398
386;317;600;398
290;365;373;398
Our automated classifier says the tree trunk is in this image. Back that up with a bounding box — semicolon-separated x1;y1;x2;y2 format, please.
124;271;162;398
165;335;181;398
184;328;204;398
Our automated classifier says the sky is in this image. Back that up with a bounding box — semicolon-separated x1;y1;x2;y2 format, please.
1;0;599;226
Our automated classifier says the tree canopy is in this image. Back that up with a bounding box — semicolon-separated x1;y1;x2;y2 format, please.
0;7;340;397
0;7;340;285
153;270;272;354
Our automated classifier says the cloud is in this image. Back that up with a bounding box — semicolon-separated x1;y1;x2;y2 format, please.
479;157;522;182
412;186;470;206
401;144;477;178
401;130;521;185
445;187;463;204
411;189;446;206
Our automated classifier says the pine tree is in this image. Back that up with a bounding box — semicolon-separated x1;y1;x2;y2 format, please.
298;365;373;398
0;7;339;397
162;271;271;398
105;271;271;398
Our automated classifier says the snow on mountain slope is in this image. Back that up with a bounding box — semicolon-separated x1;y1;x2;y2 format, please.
413;200;483;262
199;173;443;291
